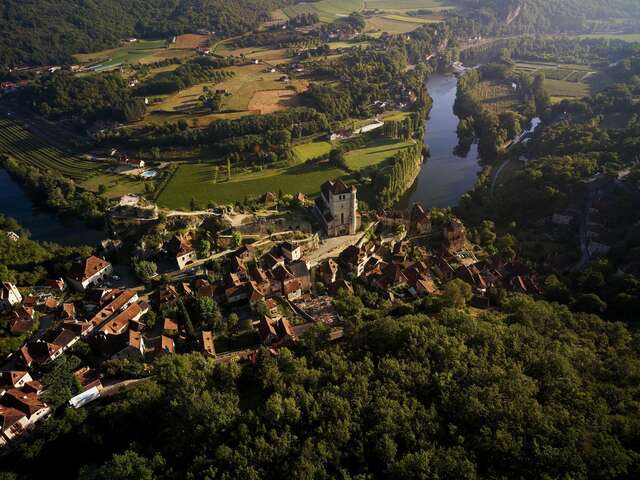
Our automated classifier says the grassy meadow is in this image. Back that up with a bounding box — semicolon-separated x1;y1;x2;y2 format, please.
157;161;348;209
344;138;416;170
74;40;167;72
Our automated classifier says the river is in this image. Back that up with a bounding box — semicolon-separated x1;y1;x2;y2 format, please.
0;168;105;246
403;73;482;208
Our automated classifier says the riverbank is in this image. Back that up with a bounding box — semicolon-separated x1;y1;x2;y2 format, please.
0;168;105;246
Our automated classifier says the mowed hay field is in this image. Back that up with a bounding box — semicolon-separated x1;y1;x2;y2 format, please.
248;89;301;114
365;14;441;34
171;34;209;50
344;138;415;170
157;161;347;209
472;80;519;114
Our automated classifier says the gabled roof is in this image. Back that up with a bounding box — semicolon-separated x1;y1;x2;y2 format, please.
68;256;111;282
0;405;25;432
51;329;77;348
163;318;178;332
0;371;30;388
2;388;47;417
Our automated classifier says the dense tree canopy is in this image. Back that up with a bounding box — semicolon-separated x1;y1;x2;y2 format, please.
2;295;639;479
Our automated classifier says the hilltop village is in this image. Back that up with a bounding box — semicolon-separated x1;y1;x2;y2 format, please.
0;176;548;446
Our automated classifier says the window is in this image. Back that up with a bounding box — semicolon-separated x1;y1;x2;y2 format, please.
341;213;344;224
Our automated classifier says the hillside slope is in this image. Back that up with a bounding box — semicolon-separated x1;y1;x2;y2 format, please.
0;0;289;69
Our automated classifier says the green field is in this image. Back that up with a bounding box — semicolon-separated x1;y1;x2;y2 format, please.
574;33;640;43
157;161;348;209
544;79;591;98
363;0;454;11
75;40;167;72
283;0;364;23
292;141;333;161
0;119;103;181
344;138;415;170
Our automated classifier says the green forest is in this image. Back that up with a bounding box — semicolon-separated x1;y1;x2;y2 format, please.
2;294;639;479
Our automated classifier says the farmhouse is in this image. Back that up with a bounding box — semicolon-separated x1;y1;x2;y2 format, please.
67;256;113;291
314;180;360;237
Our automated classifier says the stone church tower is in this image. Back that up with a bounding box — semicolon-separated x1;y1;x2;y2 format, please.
314;180;359;237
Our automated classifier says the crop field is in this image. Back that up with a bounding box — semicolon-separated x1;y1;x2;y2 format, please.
0;119;103;181
472;80;520;114
365;15;437;34
292;141;333;161
171;34;209;50
344;138;415;170
544;79;591;99
157;161;347;209
75;40;166;72
248;89;301;114
363;0;455;11
283;0;364;23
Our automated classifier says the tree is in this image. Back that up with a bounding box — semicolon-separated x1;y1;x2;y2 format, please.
133;260;157;281
231;230;242;248
329;148;347;169
227;313;239;331
194;296;223;330
575;293;607;314
196;239;211;259
443;279;473;308
79;451;164;480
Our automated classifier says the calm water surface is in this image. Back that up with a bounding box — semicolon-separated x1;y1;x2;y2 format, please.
404;74;482;208
0;168;105;246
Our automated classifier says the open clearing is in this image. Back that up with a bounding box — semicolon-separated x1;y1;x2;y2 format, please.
171;34;209;50
157;161;348;209
74;40;166;72
345;138;416;170
248;89;300;114
292;141;333;161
